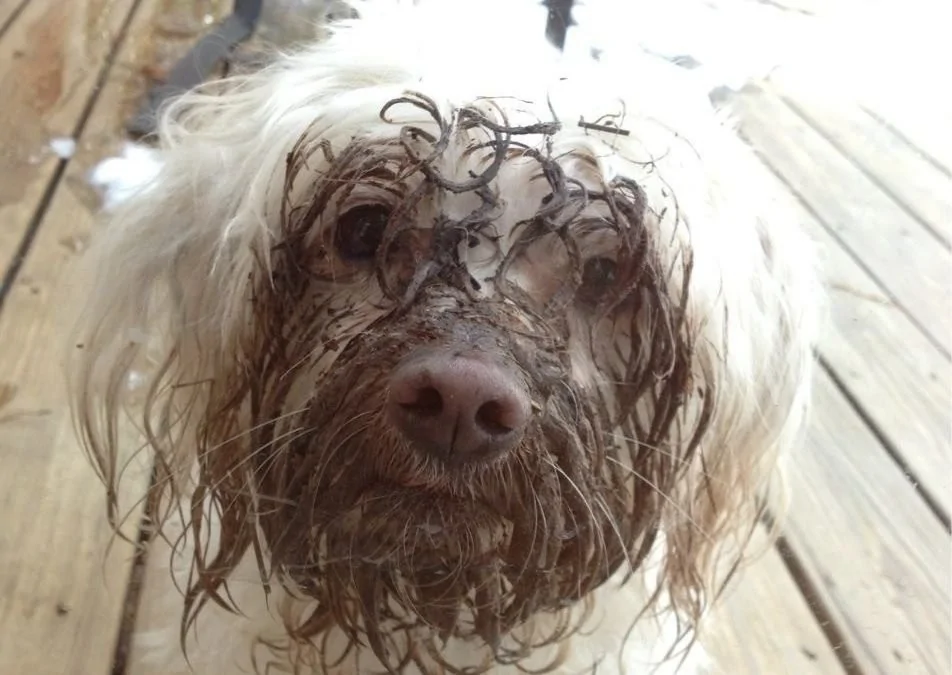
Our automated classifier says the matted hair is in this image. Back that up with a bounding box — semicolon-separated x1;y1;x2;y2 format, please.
65;2;819;672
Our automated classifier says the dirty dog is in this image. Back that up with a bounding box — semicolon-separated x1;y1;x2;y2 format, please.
66;1;819;673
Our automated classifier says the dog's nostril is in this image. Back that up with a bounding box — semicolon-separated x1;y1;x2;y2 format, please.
387;352;530;464
475;400;514;435
400;386;443;418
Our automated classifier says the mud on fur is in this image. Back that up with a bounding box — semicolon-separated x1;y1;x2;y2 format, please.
65;2;820;674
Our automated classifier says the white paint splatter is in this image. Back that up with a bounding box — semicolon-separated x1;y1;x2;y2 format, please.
49;137;77;159
88;142;163;211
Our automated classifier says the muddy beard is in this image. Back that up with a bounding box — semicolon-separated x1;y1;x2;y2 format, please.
246;310;664;669
174;94;702;673
178;294;679;673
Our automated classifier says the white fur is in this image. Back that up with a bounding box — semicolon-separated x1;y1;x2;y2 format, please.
70;1;820;673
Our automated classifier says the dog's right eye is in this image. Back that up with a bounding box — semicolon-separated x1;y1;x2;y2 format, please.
577;256;618;305
335;204;391;260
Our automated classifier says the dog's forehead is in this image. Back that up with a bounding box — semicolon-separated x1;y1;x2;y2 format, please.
292;99;647;228
441;133;606;221
276;89;704;319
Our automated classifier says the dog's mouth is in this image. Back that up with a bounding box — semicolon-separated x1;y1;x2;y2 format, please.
327;483;514;571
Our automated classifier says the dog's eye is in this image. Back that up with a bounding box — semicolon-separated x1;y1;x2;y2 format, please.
577;256;617;303
336;204;391;260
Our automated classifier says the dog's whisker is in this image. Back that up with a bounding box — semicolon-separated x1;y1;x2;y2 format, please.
202;405;312;458
544;457;631;577
605;433;729;484
64;2;819;671
612;458;715;543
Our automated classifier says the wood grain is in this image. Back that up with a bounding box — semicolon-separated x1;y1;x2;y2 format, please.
737;139;951;519
0;1;163;673
735;88;951;355
782;370;951;674
776;77;952;246
704;530;846;674
0;0;137;277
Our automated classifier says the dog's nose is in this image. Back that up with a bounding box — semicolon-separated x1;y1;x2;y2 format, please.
386;352;530;464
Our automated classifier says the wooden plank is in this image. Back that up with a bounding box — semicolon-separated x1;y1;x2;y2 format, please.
734;87;951;355
800;6;952;176
820;262;950;512
0;0;137;276
741;148;951;518
813;222;950;518
0;1;166;673
781;370;951;675
704;531;846;674
845;73;952;179
774;76;952;246
0;0;29;36
859;102;952;179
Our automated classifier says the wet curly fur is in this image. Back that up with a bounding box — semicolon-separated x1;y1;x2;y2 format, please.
66;2;819;673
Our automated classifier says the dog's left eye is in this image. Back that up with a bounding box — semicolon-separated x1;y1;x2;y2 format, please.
577;256;617;303
335;204;391;260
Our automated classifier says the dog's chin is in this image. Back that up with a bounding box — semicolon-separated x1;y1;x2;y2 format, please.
274;482;549;650
253;359;643;653
324;483;514;572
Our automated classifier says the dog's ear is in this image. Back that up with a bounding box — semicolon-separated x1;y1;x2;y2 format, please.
648;130;821;628
64;84;285;526
65;153;237;525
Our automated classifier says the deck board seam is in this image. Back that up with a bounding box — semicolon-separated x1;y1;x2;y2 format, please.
780;95;951;251
0;0;30;41
860;105;952;180
817;355;950;528
771;534;866;675
110;473;155;675
737;133;952;361
0;0;145;317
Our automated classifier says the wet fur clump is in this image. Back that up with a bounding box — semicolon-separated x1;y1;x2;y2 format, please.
176;93;706;672
65;4;819;674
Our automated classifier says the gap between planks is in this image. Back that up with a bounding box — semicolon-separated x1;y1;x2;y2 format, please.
781;368;950;674
735;87;951;358
771;69;952;249
734;121;951;522
0;0;137;290
703;527;847;674
0;0;156;673
728;88;951;672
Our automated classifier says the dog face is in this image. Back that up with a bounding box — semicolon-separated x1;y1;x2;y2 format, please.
68;3;818;671
236;92;705;650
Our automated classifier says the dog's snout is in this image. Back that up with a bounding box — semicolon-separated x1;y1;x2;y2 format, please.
386;352;530;464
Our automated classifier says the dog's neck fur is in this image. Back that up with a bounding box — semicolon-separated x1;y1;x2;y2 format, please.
128;495;710;675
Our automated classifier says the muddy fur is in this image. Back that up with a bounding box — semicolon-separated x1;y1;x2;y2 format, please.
66;3;819;673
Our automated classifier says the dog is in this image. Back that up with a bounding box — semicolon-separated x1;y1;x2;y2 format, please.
66;1;819;672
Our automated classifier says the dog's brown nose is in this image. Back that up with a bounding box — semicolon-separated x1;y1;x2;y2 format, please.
386;352;530;464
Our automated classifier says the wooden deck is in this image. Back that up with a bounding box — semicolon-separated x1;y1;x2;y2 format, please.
0;1;948;673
